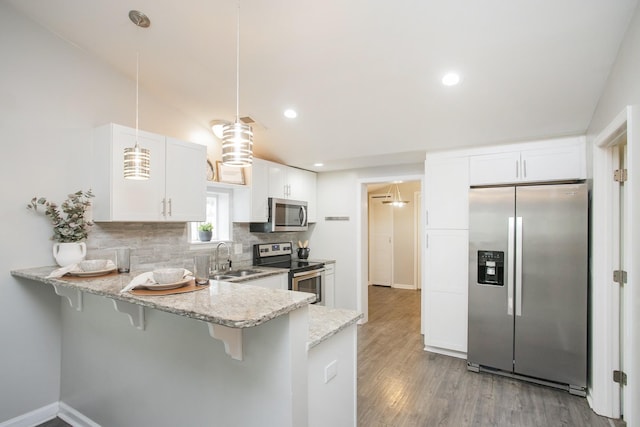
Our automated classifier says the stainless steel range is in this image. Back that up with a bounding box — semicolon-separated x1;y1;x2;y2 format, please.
253;242;325;305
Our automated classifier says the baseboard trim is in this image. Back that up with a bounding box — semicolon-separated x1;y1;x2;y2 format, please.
424;345;467;360
58;402;100;427
392;283;417;290
0;402;100;427
0;402;58;427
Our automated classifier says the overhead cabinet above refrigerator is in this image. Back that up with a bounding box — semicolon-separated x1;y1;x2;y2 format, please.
467;182;588;395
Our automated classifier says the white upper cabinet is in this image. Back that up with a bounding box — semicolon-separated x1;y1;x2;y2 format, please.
469;137;586;186
287;167;317;223
92;123;206;222
164;137;207;221
425;155;469;230
234;158;317;223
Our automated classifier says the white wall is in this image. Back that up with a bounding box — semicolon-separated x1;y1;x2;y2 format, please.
313;164;424;311
0;3;217;423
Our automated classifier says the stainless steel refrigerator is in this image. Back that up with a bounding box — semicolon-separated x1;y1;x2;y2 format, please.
467;182;588;395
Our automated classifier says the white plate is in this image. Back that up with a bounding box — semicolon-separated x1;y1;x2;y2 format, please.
140;276;192;291
68;267;117;277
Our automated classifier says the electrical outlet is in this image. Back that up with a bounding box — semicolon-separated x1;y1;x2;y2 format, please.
234;243;243;255
324;360;338;383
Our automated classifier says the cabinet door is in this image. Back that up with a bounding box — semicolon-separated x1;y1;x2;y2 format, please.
468;151;520;186
109;125;166;221
288;167;317;222
425;156;469;229
520;144;585;182
267;161;288;198
249;273;288;290
250;159;270;222
324;264;335;308
165;137;207;221
424;229;468;354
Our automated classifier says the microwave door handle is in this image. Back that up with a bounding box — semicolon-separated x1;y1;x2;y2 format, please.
299;205;307;226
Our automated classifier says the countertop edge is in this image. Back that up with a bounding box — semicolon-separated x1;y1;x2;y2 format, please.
11;267;314;329
307;306;363;349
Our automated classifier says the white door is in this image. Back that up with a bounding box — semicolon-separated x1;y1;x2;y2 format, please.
369;195;392;286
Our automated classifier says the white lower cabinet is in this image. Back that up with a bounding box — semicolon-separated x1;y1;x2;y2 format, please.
424;230;469;356
92;123;206;222
323;263;335;308
246;273;287;290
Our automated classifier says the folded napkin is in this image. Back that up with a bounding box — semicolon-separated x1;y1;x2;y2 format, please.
46;260;116;279
120;269;192;294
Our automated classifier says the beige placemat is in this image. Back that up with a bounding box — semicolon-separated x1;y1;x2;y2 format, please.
130;280;209;296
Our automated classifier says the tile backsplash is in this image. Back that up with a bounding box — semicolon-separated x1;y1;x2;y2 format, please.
87;222;315;271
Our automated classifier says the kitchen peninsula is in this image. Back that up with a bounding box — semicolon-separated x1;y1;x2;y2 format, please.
10;266;361;427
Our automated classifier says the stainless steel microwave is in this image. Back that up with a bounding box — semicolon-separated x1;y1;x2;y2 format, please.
250;198;308;232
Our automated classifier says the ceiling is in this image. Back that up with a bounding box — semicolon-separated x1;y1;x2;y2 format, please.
7;0;638;171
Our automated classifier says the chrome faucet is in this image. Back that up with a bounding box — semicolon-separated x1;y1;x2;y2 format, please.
215;242;230;271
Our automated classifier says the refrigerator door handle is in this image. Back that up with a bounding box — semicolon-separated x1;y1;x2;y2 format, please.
516;216;523;316
507;217;515;316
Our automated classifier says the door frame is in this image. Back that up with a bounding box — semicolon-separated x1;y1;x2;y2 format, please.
356;174;424;324
591;105;638;424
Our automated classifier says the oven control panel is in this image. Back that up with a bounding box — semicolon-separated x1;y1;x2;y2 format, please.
254;242;292;258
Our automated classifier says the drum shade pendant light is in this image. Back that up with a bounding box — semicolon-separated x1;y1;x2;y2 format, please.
382;183;409;207
124;12;151;180
221;2;253;167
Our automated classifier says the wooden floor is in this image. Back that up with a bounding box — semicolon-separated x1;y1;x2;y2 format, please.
357;285;619;427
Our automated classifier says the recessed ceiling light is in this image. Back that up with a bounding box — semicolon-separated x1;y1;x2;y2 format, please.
442;72;461;86
284;109;297;119
314;163;324;167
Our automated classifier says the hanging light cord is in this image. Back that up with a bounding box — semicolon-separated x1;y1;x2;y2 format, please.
234;2;240;123
135;51;140;147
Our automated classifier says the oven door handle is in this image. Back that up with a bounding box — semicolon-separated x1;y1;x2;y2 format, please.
292;268;325;278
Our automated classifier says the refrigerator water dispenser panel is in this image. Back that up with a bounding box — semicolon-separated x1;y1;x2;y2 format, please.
477;250;504;286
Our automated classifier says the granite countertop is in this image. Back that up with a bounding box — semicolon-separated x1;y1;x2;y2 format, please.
307;305;363;349
11;266;313;329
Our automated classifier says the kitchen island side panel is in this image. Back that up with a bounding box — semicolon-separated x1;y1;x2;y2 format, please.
59;293;308;427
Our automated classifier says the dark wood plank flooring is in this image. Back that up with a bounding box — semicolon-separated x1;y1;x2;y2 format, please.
358;285;619;427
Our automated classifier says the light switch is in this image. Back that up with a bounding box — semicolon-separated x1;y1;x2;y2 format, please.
234;243;243;255
324;360;338;383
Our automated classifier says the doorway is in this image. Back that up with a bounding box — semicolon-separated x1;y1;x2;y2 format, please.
356;174;423;325
367;181;421;289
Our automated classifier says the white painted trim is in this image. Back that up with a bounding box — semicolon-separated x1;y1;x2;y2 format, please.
0;402;58;427
58;402;101;427
591;114;622;418
424;345;467;360
413;190;422;290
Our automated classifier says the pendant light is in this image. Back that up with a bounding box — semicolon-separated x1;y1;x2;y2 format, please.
382;183;409;207
124;11;151;180
221;2;253;167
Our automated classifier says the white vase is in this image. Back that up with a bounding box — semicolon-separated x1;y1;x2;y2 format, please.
53;242;87;267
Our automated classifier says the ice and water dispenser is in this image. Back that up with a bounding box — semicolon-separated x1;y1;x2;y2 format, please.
477;250;504;286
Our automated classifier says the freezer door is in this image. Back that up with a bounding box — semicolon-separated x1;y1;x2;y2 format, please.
468;187;515;372
514;183;588;388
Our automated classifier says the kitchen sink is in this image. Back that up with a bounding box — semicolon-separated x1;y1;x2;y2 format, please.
209;269;264;281
225;269;262;277
210;274;235;280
